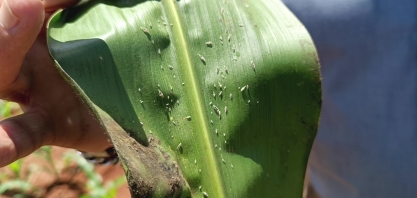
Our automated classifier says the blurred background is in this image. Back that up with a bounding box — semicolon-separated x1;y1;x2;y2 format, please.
0;100;130;198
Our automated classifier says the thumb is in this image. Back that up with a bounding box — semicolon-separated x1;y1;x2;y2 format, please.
0;0;44;90
0;109;52;167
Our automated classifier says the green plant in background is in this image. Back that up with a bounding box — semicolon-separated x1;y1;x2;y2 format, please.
0;101;38;196
1;146;126;197
0;101;12;118
64;152;127;198
1;100;126;197
0;100;17;119
0;159;40;196
47;0;321;197
34;145;60;178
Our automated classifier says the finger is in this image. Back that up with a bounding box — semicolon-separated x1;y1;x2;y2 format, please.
0;109;52;167
0;0;44;91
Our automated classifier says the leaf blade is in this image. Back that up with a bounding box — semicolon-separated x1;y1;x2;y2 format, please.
47;0;321;197
161;0;226;196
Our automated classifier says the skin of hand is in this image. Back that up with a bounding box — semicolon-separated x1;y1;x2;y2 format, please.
0;0;112;167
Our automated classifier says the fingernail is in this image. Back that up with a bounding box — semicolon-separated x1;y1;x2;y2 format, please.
0;0;19;31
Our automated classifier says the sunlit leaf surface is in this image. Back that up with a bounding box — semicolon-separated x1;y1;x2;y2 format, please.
47;0;321;197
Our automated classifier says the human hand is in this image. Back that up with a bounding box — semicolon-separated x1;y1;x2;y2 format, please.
0;0;111;167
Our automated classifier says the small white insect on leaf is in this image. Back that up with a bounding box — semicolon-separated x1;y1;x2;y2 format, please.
177;143;182;150
198;54;206;63
158;89;164;98
185;116;192;121
203;192;209;197
251;60;256;71
213;105;221;116
141;27;150;34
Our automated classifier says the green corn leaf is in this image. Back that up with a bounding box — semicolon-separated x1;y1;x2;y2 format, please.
47;0;321;197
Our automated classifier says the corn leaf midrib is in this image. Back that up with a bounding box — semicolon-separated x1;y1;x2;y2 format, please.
161;0;225;197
